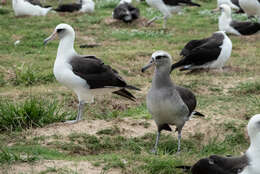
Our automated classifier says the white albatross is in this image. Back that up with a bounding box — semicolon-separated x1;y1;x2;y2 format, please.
44;24;140;123
12;0;52;16
218;4;260;35
239;0;260;21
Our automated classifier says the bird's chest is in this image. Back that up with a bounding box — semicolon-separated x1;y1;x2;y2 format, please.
146;88;186;126
53;61;86;89
210;37;232;68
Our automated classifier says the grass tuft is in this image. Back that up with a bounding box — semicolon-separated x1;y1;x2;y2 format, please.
11;65;55;86
0;97;72;132
0;147;38;164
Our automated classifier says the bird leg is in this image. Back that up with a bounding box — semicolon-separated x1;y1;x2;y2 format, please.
163;16;168;29
177;126;183;153
151;131;161;154
146;17;159;26
65;101;85;124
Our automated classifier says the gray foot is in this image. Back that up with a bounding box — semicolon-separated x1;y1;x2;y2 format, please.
150;148;158;155
65;120;80;124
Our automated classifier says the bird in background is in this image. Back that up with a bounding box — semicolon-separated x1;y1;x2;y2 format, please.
171;31;232;72
12;0;52;16
145;0;201;29
113;1;140;23
217;4;260;35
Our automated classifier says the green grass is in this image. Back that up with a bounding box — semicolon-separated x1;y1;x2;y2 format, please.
0;97;73;132
0;0;259;173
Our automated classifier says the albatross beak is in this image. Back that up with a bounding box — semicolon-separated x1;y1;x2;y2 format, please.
44;31;57;45
212;7;220;13
141;59;155;73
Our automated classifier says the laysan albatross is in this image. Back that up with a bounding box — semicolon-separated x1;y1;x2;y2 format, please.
218;4;260;35
239;0;260;21
145;0;201;29
113;1;140;23
176;114;260;174
170;31;232;72
44;24;140;123
12;0;52;16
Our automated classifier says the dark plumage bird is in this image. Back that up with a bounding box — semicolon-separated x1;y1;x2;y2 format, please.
142;51;204;154
26;0;51;8
44;24;140;123
55;1;81;12
171;31;232;72
146;0;201;28
55;0;94;13
176;114;260;174
218;4;260;35
113;2;140;23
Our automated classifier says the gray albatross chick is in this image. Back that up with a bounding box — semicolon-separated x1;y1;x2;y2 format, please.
44;24;140;124
176;114;260;174
141;50;204;153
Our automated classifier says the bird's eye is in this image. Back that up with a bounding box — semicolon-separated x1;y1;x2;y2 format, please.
57;29;65;33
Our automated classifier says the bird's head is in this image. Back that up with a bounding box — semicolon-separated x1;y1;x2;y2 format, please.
44;23;75;45
141;50;172;73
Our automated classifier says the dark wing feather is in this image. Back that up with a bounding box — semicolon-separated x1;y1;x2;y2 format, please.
231;0;240;7
180;38;210;56
231;21;260;35
129;5;140;20
191;158;233;174
163;0;200;6
55;3;82;12
175;86;196;115
70;56;127;89
26;0;42;6
162;0;178;5
209;155;249;173
171;33;223;70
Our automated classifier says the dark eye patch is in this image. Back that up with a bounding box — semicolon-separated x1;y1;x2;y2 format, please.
156;55;166;60
57;29;65;33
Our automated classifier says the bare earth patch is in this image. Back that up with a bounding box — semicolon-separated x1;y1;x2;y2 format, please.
26;114;244;145
2;160;121;174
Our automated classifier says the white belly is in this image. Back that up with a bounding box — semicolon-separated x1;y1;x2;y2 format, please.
54;60;94;102
209;35;232;68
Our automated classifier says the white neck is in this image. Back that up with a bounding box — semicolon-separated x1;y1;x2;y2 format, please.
57;35;77;61
248;134;260;154
219;10;232;29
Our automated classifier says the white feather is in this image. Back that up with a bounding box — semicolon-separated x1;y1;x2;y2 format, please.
12;0;52;16
79;0;95;13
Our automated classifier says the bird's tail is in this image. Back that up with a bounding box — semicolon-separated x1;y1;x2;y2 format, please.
170;59;187;73
182;0;201;7
192;111;205;117
125;85;141;91
113;88;136;101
